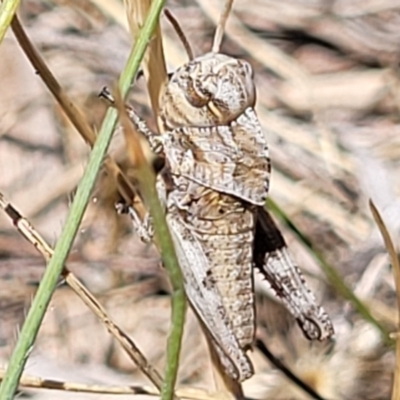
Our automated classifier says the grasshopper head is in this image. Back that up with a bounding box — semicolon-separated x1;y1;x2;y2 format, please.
160;53;256;129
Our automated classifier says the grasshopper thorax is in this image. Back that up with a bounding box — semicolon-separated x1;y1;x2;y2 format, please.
160;52;256;129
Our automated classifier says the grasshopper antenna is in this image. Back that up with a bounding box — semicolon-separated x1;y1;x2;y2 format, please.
164;9;194;61
212;0;234;53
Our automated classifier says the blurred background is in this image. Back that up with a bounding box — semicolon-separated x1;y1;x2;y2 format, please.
0;0;400;399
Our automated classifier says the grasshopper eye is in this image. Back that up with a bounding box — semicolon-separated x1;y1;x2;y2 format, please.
184;83;210;107
184;74;216;108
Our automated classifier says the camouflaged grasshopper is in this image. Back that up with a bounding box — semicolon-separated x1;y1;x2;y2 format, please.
108;0;334;382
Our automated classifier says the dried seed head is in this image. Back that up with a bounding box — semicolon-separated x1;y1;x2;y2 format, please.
248;321;391;400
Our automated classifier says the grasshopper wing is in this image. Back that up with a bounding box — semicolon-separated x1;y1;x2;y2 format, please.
253;207;334;340
166;212;254;381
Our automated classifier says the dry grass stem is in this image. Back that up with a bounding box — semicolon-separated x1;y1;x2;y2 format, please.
0;192;165;390
370;200;400;400
10;14;142;215
124;0;168;120
0;368;226;400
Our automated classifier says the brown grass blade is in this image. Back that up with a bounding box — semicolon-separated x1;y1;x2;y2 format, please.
10;15;144;216
0;192;164;391
0;369;154;396
369;200;400;400
0;368;224;399
124;0;168;124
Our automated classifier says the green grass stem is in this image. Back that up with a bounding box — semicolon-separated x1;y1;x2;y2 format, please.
267;198;392;345
0;1;165;398
133;163;186;400
0;0;20;45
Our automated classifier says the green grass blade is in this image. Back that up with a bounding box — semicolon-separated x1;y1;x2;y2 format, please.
0;0;20;45
0;2;165;398
267;197;392;345
118;96;185;400
134;164;186;400
0;109;116;400
163;288;186;400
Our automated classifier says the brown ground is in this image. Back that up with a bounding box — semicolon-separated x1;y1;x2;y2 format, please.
0;0;400;399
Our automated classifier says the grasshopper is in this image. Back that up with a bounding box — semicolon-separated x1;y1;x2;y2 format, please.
107;0;334;382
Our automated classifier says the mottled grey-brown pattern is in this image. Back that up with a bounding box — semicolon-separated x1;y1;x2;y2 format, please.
125;52;334;382
162;176;255;381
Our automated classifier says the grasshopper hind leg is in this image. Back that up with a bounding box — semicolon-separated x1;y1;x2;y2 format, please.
254;207;334;341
